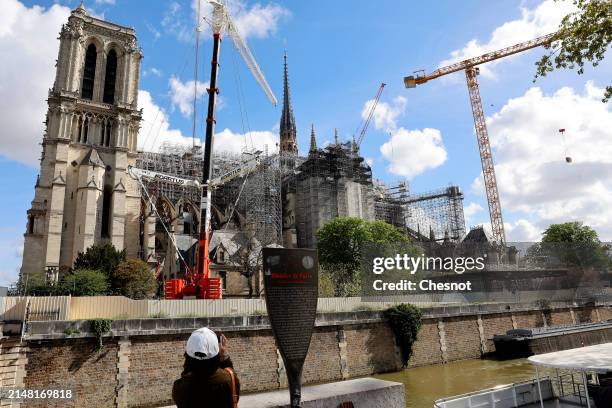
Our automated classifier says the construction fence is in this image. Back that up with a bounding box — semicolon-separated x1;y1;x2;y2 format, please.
1;295;443;322
4;290;608;322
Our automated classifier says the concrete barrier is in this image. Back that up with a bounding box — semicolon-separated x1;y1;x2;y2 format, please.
162;378;405;408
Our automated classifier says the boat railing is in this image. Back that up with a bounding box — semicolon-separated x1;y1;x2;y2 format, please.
433;377;553;408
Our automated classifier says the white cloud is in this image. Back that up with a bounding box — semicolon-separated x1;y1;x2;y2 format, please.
439;0;576;78
214;128;278;154
363;96;407;131
193;0;290;39
504;219;542;242
139;90;277;155
162;1;191;42
464;202;484;226
138;90;195;152
164;0;289;42
169;76;208;117
477;82;612;240
380;128;447;178
0;0;70;166
143;67;162;77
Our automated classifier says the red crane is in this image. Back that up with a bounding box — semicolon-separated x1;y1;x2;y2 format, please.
404;33;557;245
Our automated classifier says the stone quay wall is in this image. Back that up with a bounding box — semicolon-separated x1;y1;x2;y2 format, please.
1;304;610;407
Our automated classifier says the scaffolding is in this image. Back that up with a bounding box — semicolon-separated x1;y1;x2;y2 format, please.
135;143;284;268
405;186;466;242
284;141;374;248
373;179;409;229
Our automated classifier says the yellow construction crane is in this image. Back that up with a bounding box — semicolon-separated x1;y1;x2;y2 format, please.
404;33;556;245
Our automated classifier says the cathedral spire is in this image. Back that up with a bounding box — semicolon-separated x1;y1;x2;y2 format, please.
279;51;297;156
309;124;317;154
334;128;339;145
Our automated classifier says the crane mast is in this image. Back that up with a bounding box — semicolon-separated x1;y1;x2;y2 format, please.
404;33;556;245
193;0;277;297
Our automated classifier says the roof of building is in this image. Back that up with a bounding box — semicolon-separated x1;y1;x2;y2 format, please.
528;343;612;373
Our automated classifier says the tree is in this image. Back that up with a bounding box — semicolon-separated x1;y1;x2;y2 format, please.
540;222;609;267
112;259;157;299
60;269;109;296
534;0;612;102
316;218;411;296
73;242;126;278
317;218;409;269
542;221;599;243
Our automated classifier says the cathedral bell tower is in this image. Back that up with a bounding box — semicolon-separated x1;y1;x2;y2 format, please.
20;3;143;283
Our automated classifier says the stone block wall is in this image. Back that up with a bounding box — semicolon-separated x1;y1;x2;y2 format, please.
2;305;609;407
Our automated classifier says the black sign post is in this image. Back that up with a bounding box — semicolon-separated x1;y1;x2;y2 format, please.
263;248;318;408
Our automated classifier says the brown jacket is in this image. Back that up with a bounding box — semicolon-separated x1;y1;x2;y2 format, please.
172;358;240;408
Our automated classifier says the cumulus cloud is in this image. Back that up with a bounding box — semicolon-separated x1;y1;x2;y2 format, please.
477;82;612;239
139;90;277;155
439;0;576;78
464;202;484;226
214;128;278;154
363;96;407;131
380;128;447;178
505;219;542;242
163;0;290;42
169;76;208;117
138;90;195;151
0;0;70;166
362;94;447;179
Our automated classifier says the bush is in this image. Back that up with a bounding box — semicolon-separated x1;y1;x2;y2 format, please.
60;269;108;296
89;319;112;349
384;304;423;367
73;242;126;277
112;259;157;299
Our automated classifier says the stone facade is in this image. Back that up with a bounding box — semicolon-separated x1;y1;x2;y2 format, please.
3;306;610;407
20;5;143;283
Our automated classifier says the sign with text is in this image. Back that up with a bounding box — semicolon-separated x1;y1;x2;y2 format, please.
263;248;318;408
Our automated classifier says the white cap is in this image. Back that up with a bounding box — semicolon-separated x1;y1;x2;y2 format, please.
185;327;219;360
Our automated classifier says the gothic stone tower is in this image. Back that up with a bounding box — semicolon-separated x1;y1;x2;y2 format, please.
20;4;143;282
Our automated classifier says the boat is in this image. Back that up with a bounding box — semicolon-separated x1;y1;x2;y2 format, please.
434;342;612;407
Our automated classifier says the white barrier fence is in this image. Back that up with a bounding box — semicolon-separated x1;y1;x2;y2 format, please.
1;290;608;322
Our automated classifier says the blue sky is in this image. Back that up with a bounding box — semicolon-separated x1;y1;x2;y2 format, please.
0;0;610;285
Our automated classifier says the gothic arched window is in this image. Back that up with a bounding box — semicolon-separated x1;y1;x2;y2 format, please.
103;49;117;104
81;44;97;100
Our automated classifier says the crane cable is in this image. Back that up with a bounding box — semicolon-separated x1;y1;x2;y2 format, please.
134;174;190;268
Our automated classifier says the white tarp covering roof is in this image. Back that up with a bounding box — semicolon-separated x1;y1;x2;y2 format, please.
528;343;612;373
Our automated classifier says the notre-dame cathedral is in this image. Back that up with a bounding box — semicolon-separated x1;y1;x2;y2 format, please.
19;4;466;292
20;4;146;282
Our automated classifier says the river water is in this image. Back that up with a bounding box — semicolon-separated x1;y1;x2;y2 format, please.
375;358;546;408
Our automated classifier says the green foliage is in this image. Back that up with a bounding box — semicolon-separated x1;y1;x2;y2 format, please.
318;268;336;297
73;242;126;278
316;218;410;296
384;304;423;367
534;0;612;102
542;222;599;243
317;218;409;270
89;319;112;349
61;269;109;296
112;259;157;299
541;222;610;267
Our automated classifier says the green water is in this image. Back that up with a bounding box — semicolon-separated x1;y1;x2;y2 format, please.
375;358;545;408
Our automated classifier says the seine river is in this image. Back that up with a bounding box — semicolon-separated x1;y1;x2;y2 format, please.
375;358;547;407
